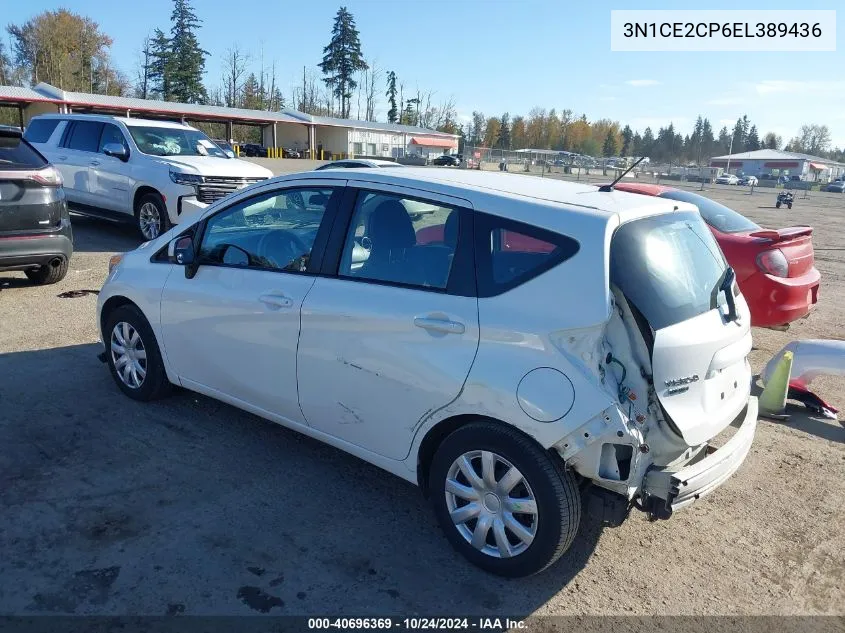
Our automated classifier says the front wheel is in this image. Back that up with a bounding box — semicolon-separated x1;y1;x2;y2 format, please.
788;203;793;209
776;201;782;209
104;304;172;401
135;192;171;241
429;422;581;577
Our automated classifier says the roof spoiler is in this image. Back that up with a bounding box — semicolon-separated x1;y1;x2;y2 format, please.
749;226;813;242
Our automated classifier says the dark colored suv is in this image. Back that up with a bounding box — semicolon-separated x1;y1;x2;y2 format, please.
0;126;73;284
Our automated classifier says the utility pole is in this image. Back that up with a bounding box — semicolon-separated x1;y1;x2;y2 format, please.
726;130;735;174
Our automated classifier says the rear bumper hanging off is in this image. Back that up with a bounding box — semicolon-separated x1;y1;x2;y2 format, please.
641;396;758;517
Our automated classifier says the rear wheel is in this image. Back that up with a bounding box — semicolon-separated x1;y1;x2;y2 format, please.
429;421;581;577
787;203;793;209
135;192;171;241
25;258;68;285
104;304;172;401
776;201;782;209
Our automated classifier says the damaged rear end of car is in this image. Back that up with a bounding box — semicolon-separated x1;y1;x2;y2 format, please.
548;198;757;522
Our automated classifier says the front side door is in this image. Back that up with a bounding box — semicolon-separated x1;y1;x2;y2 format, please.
297;186;479;460
89;123;132;214
160;181;345;424
56;120;104;206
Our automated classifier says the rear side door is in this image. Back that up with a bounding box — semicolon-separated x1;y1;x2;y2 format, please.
296;185;479;460
610;210;752;447
56;120;104;206
89;123;132;214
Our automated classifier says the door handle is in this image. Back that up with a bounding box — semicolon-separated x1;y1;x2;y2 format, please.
414;316;465;335
259;293;293;309
89;160;101;166
58;155;68;161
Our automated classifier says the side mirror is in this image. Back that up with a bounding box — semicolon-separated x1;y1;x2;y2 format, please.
168;235;195;264
103;143;129;161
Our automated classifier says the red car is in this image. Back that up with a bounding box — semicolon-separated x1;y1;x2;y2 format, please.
611;183;820;329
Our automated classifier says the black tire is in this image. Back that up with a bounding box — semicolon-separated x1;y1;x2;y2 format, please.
134;192;171;241
776;202;781;209
429;421;581;577
103;304;172;401
25;257;68;285
787;203;793;209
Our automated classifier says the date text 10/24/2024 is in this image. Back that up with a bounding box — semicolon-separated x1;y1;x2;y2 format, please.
308;618;527;630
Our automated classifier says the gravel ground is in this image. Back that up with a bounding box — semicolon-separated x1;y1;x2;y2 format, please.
0;174;842;617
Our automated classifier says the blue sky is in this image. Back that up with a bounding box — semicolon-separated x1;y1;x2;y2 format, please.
6;0;844;146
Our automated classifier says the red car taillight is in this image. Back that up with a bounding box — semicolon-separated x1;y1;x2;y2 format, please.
29;166;63;187
756;248;788;277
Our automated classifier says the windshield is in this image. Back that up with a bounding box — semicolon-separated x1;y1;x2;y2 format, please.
659;190;760;234
611;211;728;330
128;126;228;158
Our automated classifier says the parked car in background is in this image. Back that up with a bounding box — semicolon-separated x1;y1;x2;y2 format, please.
0;125;72;284
97;168;757;577
282;148;301;159
240;143;267;157
431;154;461;167
25;114;272;240
612;182;820;329
315;159;405;170
738;175;758;186
715;173;739;185
822;181;845;193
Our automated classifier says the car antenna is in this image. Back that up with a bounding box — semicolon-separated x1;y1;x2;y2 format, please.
598;156;646;192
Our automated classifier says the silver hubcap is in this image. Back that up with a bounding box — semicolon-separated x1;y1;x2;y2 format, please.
139;202;162;240
110;321;147;389
445;450;538;558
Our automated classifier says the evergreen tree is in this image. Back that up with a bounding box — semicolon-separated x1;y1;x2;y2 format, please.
701;118;715;160
602;130;618;157
762;132;782;150
641;127;655;156
746;125;760;151
385;70;398;123
498;112;511;149
169;0;207;103
147;28;173;100
717;126;731;154
620;125;633;157
319;7;368;118
631;131;643;156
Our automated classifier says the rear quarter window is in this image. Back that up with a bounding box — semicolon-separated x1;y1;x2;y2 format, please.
474;213;579;297
23;119;61;144
0;137;48;169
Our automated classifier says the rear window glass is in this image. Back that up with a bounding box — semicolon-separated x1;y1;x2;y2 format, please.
0;137;47;169
659;190;760;234
475;213;580;297
23;119;61;144
65;121;104;153
611;211;727;330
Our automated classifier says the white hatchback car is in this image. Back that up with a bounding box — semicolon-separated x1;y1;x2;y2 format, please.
97;169;758;577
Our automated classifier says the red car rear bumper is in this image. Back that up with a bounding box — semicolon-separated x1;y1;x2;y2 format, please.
740;269;821;327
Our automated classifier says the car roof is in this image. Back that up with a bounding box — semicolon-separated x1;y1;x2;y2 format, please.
275;168;696;226
30;113;197;131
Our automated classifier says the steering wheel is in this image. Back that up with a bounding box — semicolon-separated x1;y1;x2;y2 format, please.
256;229;309;271
287;191;305;209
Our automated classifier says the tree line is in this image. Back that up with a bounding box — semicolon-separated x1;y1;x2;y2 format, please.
1;4;841;162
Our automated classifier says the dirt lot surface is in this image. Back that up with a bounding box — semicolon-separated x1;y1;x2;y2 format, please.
0;171;842;617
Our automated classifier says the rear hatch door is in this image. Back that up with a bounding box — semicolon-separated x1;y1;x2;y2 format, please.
611;210;752;446
0;130;60;234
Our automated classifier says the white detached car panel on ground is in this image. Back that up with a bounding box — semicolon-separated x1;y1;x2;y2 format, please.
96;168;757;577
